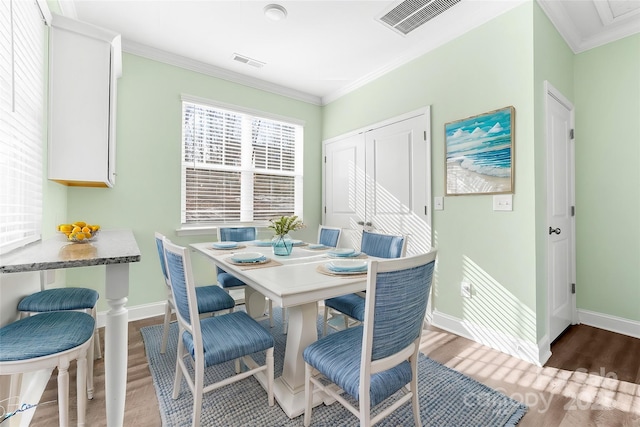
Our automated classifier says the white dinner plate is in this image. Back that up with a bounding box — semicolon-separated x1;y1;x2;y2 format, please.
231;252;267;263
291;240;305;246
327;260;368;272
327;248;355;256
212;241;238;249
327;251;362;259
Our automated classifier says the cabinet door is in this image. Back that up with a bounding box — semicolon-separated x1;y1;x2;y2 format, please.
48;15;118;187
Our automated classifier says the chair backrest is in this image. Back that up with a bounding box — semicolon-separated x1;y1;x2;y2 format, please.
162;238;201;346
217;227;257;243
318;225;341;247
360;230;406;259
361;250;437;374
154;232;170;287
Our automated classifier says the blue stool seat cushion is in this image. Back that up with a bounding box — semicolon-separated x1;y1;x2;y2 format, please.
195;285;235;313
325;294;366;322
182;311;274;367
217;272;246;289
17;287;99;312
0;312;95;362
303;326;412;407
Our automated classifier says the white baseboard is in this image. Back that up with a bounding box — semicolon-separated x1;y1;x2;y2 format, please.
578;309;640;340
96;301;166;329
431;310;547;366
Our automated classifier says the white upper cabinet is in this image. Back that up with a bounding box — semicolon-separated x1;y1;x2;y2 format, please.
48;14;122;187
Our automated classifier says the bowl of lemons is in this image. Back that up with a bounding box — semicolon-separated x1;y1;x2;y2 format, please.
58;221;101;243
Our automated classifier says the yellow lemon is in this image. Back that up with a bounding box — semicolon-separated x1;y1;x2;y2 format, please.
68;233;76;240
82;226;91;233
91;225;100;232
59;224;72;233
75;232;86;241
73;221;87;228
72;226;82;233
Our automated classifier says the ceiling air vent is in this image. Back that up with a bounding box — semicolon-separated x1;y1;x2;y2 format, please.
378;0;462;36
232;53;265;68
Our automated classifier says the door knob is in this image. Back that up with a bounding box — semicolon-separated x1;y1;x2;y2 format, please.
357;221;364;226
549;227;561;235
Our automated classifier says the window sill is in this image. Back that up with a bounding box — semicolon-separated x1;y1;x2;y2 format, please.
175;226;218;237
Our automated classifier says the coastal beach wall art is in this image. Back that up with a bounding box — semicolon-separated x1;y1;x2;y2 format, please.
445;106;515;195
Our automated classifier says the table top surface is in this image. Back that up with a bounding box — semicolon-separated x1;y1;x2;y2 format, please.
190;241;369;307
0;229;141;274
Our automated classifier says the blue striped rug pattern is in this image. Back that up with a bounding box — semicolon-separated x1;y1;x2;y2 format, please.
141;308;527;426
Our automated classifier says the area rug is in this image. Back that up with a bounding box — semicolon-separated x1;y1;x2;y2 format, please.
141;308;527;426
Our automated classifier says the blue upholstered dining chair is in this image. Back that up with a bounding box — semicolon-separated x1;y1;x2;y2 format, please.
155;232;235;354
0;311;96;427
318;225;341;247
162;238;275;427
304;250;437;427
216;226;274;327
323;230;407;336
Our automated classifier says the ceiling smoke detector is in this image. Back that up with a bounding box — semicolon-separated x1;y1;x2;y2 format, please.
232;53;265;68
264;4;287;21
377;0;462;36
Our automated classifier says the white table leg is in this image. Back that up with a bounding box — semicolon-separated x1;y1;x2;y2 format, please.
270;302;325;418
243;286;268;320
104;263;129;427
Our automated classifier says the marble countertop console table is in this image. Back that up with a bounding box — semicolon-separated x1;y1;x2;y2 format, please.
0;229;141;427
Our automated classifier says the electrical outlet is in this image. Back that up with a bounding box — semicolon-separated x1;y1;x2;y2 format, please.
460;281;472;298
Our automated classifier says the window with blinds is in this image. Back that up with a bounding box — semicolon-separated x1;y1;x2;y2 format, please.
181;99;303;225
0;0;46;255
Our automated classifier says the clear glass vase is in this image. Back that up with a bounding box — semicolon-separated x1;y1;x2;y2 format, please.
272;234;293;256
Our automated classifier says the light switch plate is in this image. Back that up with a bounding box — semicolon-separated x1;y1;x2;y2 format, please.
434;196;444;211
493;194;513;211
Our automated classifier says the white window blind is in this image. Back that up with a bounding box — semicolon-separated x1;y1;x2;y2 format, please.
0;0;45;255
181;98;303;225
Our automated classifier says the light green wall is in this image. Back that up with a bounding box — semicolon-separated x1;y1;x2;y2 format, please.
324;3;539;344
63;54;323;310
574;34;640;321
46;0;639;336
532;2;575;339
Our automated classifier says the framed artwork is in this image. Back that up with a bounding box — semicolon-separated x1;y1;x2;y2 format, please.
445;106;515;195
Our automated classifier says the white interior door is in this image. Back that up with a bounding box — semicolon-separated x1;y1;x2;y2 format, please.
364;114;431;254
545;82;576;343
323;133;366;247
323;108;431;253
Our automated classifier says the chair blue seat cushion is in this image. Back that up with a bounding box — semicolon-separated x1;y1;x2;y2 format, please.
325;294;366;322
217;272;246;289
182;311;274;367
0;312;95;362
303;326;412;407
17;287;99;312
195;285;235;313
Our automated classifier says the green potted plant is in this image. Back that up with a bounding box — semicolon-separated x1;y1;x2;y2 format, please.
268;215;304;256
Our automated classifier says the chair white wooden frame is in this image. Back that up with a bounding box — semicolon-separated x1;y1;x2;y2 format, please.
0;312;95;427
162;238;275;427
304;250;437;427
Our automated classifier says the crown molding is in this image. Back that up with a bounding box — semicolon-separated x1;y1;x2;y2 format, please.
122;40;322;106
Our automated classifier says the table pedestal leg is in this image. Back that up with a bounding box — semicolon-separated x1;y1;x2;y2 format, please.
104;264;129;427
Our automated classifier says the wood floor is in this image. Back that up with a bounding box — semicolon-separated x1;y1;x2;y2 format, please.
30;316;640;426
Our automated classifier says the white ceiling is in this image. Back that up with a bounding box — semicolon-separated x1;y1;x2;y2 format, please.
62;0;640;105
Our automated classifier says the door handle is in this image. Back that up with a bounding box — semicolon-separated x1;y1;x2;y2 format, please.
549;227;561;235
357;221;373;227
357;221;364;226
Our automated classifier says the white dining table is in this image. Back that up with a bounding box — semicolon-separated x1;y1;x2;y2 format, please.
190;242;368;418
0;230;141;427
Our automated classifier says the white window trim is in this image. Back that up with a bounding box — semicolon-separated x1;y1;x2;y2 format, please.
179;95;304;228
